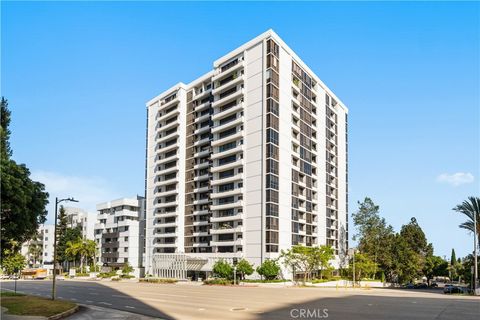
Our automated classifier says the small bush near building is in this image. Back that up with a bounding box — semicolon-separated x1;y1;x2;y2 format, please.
98;271;117;278
212;259;233;279
256;259;281;280
111;277;121;281
139;278;177;284
203;278;233;285
241;279;288;283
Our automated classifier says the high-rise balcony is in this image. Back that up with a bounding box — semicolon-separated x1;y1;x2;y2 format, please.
210;188;243;199
210;226;243;235
211;131;243;147
156;109;180;123
211;88;244;108
211;144;243;160
195;101;211;113
212;59;245;81
194;136;211;147
194;113;211;124
194;149;211;158
210;239;243;247
212;74;244;96
212;116;244;134
211;173;243;185
211;159;243;173
192;88;212;101
212;103;243;121
157;119;179;133
210;211;243;222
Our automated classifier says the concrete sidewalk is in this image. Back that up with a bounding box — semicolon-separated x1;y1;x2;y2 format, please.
1;305;160;320
66;305;161;320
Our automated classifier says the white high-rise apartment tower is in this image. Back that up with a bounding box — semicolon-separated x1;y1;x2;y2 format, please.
145;30;348;277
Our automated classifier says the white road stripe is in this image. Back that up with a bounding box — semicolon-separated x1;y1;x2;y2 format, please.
99;302;112;306
125;306;135;309
86;300;93;303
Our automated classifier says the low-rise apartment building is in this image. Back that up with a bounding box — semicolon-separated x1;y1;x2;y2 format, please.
94;196;145;277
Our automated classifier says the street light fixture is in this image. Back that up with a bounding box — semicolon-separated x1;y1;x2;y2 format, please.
348;247;357;288
51;197;78;300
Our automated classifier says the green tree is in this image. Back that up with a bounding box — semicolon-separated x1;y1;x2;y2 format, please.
65;240;81;268
256;259;281;280
280;245;313;284
2;253;26;275
450;249;456;266
315;245;334;279
391;233;421;284
27;233;43;267
212;260;233;279
453;196;480;246
352;197;395;278
349;253;377;280
1;98;49;259
422;255;448;285
236;259;254;280
122;263;134;277
66;238;96;272
58;227;82;267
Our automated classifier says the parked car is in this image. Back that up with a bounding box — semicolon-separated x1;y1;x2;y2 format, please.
415;283;428;289
403;283;415;289
430;282;438;287
444;285;465;294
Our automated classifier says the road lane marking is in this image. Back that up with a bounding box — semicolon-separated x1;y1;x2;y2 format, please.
125;306;135;309
112;294;129;298
99;302;112;306
86;300;93;303
89;292;99;295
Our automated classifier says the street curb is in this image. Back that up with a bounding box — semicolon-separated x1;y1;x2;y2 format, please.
47;305;79;320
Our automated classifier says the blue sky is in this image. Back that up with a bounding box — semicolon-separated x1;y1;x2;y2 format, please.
2;1;479;258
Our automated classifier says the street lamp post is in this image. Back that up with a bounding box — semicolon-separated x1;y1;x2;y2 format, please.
474;208;478;295
52;197;78;300
349;248;356;288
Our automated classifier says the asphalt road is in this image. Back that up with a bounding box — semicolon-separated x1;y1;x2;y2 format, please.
1;280;478;320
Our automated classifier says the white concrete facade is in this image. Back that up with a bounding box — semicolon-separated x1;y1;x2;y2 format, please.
94;196;145;277
64;207;95;240
145;30;348;276
21;224;55;274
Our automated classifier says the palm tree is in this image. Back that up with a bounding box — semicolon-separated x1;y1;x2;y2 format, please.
453;196;480;246
65;240;80;269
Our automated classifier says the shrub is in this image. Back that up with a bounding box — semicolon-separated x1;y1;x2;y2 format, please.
212;260;233;279
120;274;135;279
122;264;134;276
98;271;117;278
203;278;233;285
256;259;280;280
139;278;177;284
241;279;288;283
236;259;254;280
75;273;90;277
111;277;121;281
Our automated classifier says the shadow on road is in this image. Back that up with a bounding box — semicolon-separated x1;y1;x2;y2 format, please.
1;280;174;319
256;293;480;320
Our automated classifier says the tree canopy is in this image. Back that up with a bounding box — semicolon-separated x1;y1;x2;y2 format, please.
1;98;49;260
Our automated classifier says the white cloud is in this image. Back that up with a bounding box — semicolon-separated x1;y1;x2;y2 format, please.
436;172;475;187
31;171;120;224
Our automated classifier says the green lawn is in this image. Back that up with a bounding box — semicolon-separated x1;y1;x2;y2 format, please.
1;292;76;317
